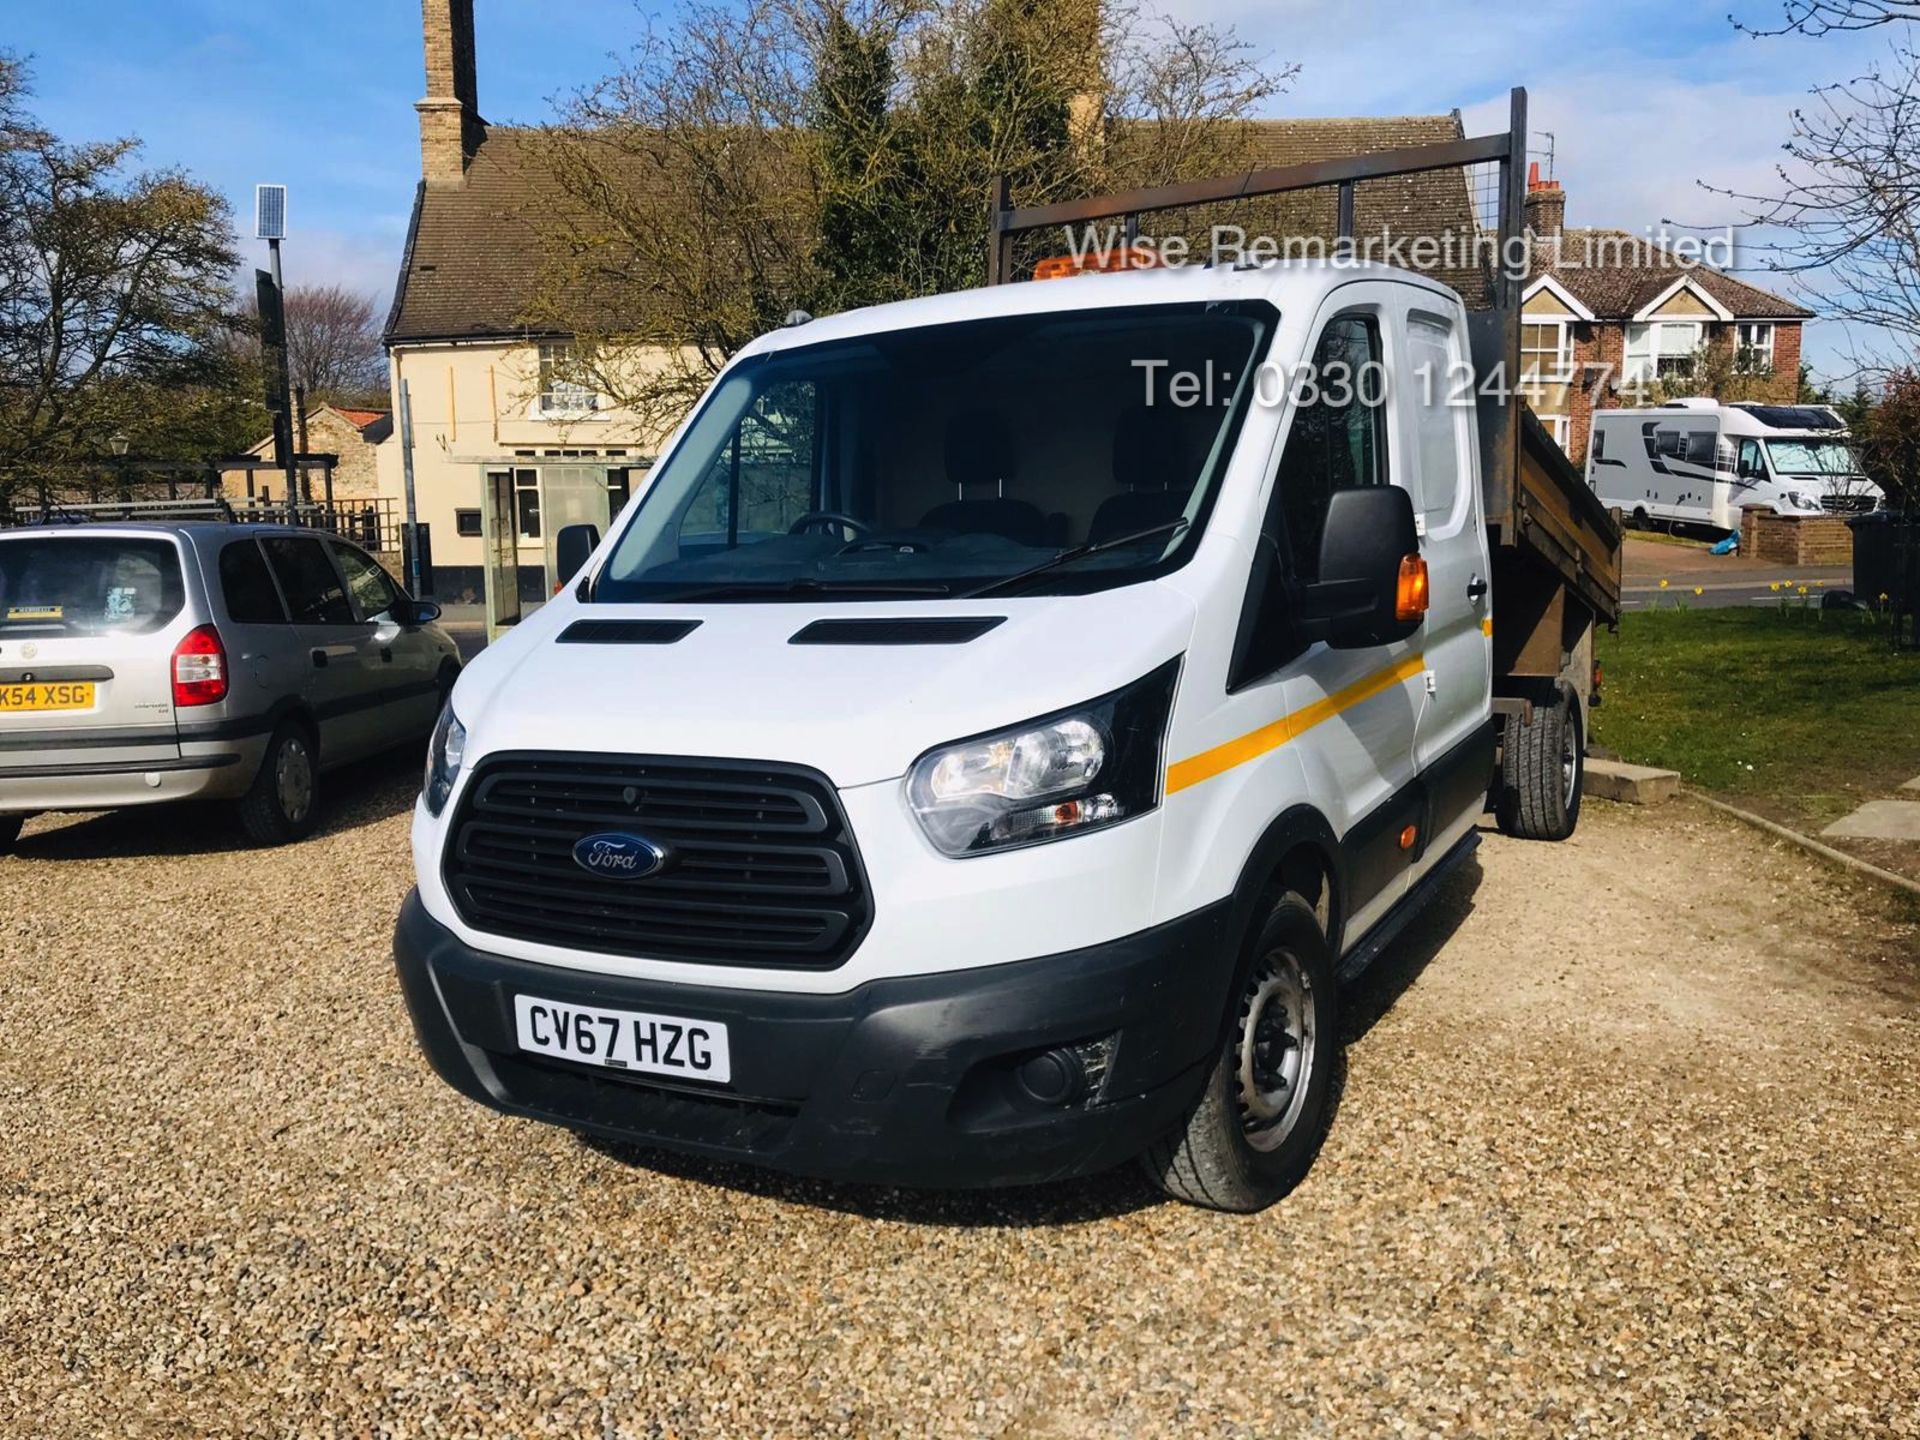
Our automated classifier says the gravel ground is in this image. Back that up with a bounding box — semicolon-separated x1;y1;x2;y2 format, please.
3;766;1918;1438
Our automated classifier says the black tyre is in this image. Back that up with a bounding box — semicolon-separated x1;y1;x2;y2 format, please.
1631;506;1650;529
1141;892;1340;1213
0;814;22;856
1496;687;1583;841
234;721;320;847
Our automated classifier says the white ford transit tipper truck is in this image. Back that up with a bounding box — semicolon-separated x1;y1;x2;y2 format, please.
394;94;1623;1210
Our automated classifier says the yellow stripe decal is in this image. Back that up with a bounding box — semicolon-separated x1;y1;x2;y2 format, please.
1165;652;1427;796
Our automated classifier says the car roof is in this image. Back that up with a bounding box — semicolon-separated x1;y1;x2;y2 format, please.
0;521;334;543
736;259;1461;361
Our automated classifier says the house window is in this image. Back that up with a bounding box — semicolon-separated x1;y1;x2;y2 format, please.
454;509;482;538
1521;320;1573;383
537;343;597;416
1735;322;1776;374
1624;322;1704;388
1542;414;1571;451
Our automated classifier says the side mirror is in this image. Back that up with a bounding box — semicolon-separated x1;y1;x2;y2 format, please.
406;599;443;626
1295;486;1425;650
556;523;601;588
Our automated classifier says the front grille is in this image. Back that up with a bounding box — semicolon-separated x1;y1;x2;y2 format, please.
444;752;872;969
1822;495;1878;515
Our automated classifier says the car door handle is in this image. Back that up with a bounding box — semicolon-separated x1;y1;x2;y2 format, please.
311;649;329;669
1466;576;1489;601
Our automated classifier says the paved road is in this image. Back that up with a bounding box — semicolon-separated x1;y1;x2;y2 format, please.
1620;536;1855;612
3;788;1916;1436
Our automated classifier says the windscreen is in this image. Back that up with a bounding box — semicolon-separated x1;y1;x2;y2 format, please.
1766;438;1861;476
593;302;1275;601
0;536;185;637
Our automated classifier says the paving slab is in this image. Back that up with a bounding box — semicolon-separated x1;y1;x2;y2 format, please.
1820;799;1920;841
1584;758;1681;805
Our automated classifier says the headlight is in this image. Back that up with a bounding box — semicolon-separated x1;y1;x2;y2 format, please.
423;702;467;816
907;659;1179;856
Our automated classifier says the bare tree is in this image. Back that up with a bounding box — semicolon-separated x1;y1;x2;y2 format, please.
276;284;388;406
523;0;1290;427
1707;18;1919;374
1735;0;1920;36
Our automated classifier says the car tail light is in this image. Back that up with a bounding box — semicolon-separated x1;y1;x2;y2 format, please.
171;623;228;707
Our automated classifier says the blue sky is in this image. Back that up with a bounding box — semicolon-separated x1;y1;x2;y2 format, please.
6;0;1893;378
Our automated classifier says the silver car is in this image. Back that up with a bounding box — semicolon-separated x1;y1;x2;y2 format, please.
0;522;460;850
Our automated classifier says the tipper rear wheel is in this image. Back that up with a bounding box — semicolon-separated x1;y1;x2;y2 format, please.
1496;687;1583;841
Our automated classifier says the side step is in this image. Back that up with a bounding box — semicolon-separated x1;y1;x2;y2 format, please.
1336;831;1479;984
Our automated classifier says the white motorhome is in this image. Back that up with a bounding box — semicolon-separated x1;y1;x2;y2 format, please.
391;99;1622;1211
1587;399;1883;533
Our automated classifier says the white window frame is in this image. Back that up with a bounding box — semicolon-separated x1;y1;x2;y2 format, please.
1734;322;1776;375
1541;413;1571;451
1521;318;1574;384
1623;321;1705;388
536;342;599;418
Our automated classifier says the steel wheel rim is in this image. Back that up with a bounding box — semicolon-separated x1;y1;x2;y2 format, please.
277;737;314;823
1235;947;1317;1153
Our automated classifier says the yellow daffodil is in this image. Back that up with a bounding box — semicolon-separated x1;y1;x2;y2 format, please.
1769;582;1780;592
1659;578;1669;589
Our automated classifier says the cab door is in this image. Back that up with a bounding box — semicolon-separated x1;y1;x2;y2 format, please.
1401;307;1495;869
1268;292;1426;941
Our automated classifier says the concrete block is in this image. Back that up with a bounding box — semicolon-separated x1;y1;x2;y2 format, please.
1584;758;1681;805
1821;800;1920;842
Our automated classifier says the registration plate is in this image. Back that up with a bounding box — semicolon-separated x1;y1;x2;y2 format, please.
513;993;731;1084
0;681;95;713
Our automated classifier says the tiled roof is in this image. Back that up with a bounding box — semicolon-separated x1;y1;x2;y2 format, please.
386;114;1488;344
1532;228;1811;321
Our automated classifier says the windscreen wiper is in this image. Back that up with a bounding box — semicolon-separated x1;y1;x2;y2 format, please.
957;518;1190;600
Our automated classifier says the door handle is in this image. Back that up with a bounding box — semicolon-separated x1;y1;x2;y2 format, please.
1466;576;1489;601
380;646;394;662
311;649;329;669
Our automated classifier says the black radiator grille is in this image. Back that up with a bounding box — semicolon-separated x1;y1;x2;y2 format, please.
444;753;872;968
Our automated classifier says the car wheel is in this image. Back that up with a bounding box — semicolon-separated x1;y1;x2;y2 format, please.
235;721;320;847
1140;891;1341;1213
1496;686;1583;841
0;814;22;856
1631;506;1650;529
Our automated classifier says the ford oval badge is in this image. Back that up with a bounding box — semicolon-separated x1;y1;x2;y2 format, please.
572;832;668;879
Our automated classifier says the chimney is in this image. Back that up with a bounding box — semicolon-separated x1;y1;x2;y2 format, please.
418;0;481;188
1524;162;1566;241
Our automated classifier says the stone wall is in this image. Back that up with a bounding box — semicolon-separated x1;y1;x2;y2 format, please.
1740;507;1854;567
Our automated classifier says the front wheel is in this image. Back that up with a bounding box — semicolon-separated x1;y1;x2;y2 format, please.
1140;892;1340;1212
1496;687;1583;841
234;722;320;847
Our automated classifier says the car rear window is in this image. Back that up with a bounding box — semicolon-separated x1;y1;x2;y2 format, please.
0;537;185;636
220;539;287;624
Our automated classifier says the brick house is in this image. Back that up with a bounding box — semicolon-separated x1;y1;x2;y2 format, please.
1516;175;1813;466
222;403;392;506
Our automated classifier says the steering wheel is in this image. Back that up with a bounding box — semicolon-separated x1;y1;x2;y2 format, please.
788;511;871;538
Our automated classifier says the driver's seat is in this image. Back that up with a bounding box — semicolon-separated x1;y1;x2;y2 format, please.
919;410;1051;547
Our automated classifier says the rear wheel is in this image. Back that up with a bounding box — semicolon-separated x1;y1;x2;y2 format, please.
1496;687;1583;841
1140;892;1340;1213
235;722;320;847
0;814;22;856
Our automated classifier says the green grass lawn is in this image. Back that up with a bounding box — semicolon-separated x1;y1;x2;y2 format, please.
1594;607;1920;832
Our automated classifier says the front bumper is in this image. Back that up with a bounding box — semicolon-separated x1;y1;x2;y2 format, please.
393;889;1238;1188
